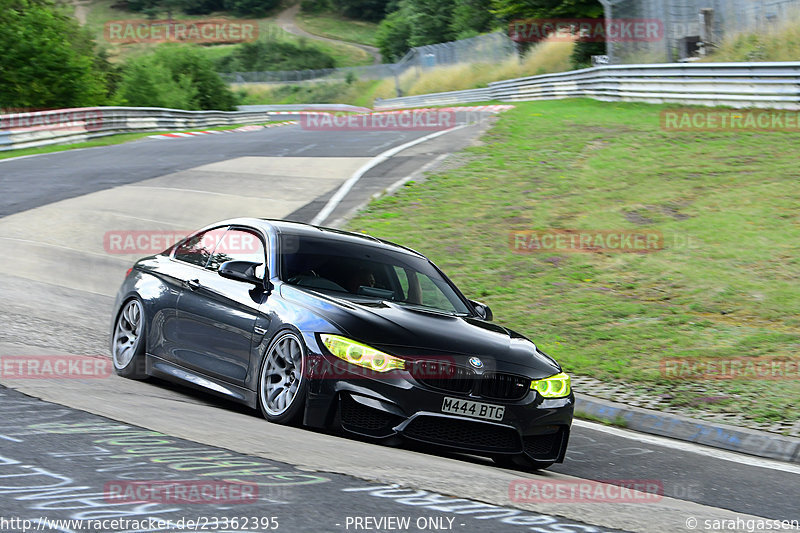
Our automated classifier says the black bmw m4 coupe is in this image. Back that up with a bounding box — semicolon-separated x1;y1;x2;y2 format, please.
111;218;573;469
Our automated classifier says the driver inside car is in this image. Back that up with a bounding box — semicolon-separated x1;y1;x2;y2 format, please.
346;267;376;294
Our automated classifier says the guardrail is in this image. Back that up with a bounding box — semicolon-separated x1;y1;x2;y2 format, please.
373;62;800;110
0;106;276;152
374;88;493;110
6;63;799;151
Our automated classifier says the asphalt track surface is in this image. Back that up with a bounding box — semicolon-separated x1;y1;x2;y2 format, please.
0;386;616;533
0;117;798;533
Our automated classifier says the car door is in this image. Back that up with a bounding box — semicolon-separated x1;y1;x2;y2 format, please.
173;226;268;386
155;226;230;363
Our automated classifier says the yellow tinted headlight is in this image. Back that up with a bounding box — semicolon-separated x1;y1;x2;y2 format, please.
530;372;571;398
320;334;405;372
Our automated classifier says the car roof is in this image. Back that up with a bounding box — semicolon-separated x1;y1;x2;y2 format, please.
217;218;425;258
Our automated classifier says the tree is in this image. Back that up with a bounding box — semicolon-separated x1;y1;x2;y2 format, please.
178;0;223;15
116;46;237;110
0;0;109;109
405;0;457;47
493;0;604;62
122;0;159;12
224;0;279;17
117;59;198;110
378;0;502;57
300;0;330;14
570;39;605;68
161;0;184;19
330;0;392;22
375;8;413;61
122;0;279;16
490;0;603;20
451;0;496;39
215;38;336;72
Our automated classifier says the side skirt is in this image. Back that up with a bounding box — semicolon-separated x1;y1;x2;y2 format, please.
146;354;258;409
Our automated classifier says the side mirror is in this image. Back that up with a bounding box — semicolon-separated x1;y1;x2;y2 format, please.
219;260;267;289
469;300;493;321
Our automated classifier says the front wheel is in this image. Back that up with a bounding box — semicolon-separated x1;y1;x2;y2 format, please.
112;298;147;379
258;331;308;425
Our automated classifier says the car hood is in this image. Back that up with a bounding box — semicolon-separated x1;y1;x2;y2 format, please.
280;284;561;377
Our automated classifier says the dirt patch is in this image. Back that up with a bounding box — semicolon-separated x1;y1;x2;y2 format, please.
623;210;655;225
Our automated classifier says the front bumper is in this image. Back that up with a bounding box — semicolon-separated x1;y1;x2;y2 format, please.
304;354;573;462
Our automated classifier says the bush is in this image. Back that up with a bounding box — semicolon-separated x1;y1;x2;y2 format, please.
405;0;456;47
377;0;463;55
0;0;110;108
238;79;382;106
122;0;278;17
224;0;279;17
116;46;237;110
215;39;336;72
705;13;800;62
375;9;412;62
301;0;331;13
450;0;495;38
330;0;391;22
179;0;223;15
570;39;606;69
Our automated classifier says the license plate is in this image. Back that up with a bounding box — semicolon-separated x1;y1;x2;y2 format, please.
441;397;504;421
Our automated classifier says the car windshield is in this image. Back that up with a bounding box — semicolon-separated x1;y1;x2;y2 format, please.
279;234;471;316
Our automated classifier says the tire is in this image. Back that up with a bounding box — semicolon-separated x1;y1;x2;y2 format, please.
493;454;555;471
257;330;308;425
111;297;148;379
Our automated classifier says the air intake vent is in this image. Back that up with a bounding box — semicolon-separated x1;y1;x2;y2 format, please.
403;416;521;453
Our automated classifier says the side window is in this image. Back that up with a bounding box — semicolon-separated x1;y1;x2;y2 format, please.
392;266;409;299
174;227;228;268
207;229;266;272
419;274;455;311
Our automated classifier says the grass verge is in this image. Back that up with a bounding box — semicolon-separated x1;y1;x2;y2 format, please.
295;11;379;47
238;38;575;107
347;99;800;424
237;79;384;107
84;0;372;67
574;411;629;428
368;38;575;100
706;11;800;61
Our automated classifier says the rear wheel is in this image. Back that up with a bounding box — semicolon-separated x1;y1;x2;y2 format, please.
493;454;555;471
112;298;147;379
258;331;308;425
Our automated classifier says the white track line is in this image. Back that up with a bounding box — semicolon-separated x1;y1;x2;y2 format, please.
310;125;467;226
573;419;800;474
